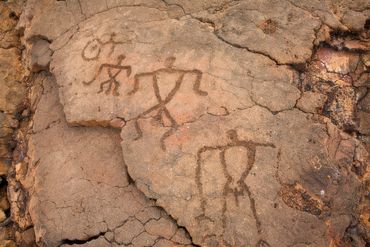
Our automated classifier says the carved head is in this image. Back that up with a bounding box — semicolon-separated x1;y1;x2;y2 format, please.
226;129;238;143
164;56;176;68
117;54;126;61
82;39;102;61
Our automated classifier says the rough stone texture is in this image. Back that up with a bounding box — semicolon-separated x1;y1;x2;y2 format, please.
29;39;52;72
358;92;370;135
17;75;193;247
50;7;297;126
301;47;369;133
0;1;27;246
215;0;321;64
0;17;25;177
289;0;370;31
0;1;22;49
7;0;370;246
121;106;363;246
296;91;327;114
0;48;25;114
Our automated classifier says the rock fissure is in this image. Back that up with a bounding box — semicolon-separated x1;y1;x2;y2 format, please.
59;231;107;246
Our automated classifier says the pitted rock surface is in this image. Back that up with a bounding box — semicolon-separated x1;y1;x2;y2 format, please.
10;0;370;246
25;76;193;246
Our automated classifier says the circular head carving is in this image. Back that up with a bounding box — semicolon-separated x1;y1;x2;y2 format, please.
82;39;101;61
164;56;176;68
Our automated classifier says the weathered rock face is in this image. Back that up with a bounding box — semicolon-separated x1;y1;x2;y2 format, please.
0;1;27;246
300;47;368;132
7;0;369;246
120;106;364;246
50;7;300;126
214;0;322;64
24;76;193;247
0;1;22;49
0;20;25;169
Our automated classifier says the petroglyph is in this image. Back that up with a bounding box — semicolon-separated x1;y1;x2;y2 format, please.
129;57;208;150
82;54;131;96
81;33;132;95
196;130;275;246
30;2;368;246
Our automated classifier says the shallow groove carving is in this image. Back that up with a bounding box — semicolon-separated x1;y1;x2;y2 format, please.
195;129;275;246
129;56;208;151
81;33;132;95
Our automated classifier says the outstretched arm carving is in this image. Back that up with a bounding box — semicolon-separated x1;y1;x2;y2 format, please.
128;72;154;95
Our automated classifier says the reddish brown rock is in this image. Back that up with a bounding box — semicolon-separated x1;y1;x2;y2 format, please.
0;48;25;113
8;0;370;246
16;76;193;246
297;91;327;113
0;1;22;49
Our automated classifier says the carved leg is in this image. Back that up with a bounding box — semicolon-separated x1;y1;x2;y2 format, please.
159;107;178;151
82;64;106;85
112;78;120;96
98;79;112;94
160;127;177;151
133;119;143;141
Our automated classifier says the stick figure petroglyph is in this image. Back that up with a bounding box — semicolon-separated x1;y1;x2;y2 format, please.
81;33;132;96
82;55;132;96
129;56;208;151
82;32;127;61
196;130;275;246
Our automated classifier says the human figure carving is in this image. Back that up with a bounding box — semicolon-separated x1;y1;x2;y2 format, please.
129;56;208;150
196;130;275;246
81;33;132;96
82;55;131;96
